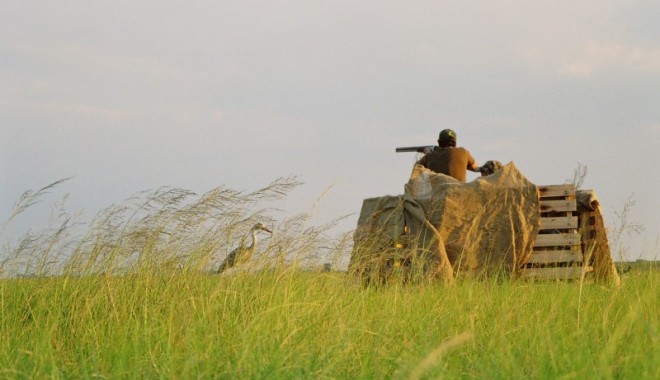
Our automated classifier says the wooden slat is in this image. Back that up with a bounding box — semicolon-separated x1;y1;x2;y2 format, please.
519;266;593;280
527;250;583;264
540;199;577;213
540;216;578;230
538;184;576;198
534;233;581;247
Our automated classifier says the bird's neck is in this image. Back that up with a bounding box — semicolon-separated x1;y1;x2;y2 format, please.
248;229;258;248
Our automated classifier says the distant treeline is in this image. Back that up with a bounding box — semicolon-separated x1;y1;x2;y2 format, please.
616;260;660;273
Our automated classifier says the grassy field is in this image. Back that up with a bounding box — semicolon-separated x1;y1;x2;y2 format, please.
1;179;658;378
1;265;657;379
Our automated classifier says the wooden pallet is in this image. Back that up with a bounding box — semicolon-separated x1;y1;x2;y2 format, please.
520;184;593;280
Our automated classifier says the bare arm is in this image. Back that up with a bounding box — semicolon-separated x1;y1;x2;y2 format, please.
466;149;480;172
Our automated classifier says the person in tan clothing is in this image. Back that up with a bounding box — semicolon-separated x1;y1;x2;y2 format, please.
417;129;481;182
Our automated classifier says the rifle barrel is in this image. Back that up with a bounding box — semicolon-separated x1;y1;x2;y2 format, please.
395;145;434;153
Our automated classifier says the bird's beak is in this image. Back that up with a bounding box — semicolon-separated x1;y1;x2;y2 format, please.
262;226;273;234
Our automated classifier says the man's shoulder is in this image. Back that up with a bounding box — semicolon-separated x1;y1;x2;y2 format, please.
451;147;474;162
431;146;471;155
448;146;470;154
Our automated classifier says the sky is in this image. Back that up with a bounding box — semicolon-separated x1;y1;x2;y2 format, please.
2;1;659;262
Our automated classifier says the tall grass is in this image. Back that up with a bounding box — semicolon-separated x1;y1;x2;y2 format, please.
1;177;347;278
1;179;658;378
1;267;657;378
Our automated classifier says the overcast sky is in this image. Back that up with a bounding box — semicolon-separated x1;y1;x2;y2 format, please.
2;1;659;261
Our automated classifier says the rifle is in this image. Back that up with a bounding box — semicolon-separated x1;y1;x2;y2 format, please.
395;145;435;153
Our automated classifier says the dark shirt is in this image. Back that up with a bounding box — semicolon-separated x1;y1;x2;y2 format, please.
417;146;476;182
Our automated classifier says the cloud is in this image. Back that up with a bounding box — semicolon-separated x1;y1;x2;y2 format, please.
210;108;318;149
12;101;129;122
556;41;660;77
3;39;178;75
644;123;660;145
557;62;594;77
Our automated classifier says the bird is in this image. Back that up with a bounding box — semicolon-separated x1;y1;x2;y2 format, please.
217;223;272;273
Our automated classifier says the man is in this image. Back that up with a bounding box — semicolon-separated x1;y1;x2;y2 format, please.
417;129;480;182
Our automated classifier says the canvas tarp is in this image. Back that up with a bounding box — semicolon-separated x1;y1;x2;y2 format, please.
350;162;541;281
576;189;621;285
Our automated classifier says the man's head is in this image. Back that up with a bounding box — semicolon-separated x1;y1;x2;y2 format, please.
438;129;457;147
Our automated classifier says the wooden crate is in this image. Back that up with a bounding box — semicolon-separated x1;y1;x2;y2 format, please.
519;184;593;280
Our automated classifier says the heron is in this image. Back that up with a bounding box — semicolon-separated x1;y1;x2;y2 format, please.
217;223;272;273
